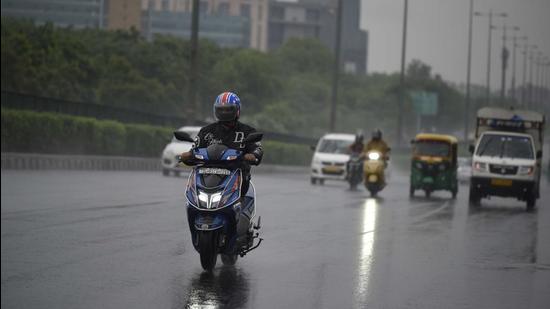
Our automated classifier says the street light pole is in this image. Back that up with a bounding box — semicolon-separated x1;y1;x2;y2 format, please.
475;11;507;106
464;0;474;142
499;22;508;101
397;0;408;146
486;10;493;105
510;34;526;102
189;0;200;120
329;0;343;132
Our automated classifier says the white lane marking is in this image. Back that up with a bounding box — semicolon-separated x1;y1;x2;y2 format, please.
411;200;452;224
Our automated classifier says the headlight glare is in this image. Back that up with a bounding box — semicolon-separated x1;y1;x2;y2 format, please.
368;152;381;160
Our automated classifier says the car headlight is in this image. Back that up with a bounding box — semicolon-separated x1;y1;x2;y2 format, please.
473;161;488;172
313;157;321;165
368;152;381;160
518;165;534;175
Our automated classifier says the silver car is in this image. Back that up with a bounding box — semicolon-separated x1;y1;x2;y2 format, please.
457;157;472;184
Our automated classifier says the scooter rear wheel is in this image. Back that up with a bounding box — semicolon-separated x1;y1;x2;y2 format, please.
199;231;218;271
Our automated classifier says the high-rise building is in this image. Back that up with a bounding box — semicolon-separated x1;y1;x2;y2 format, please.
267;0;368;74
142;0;268;51
1;0;143;31
1;0;106;29
107;0;142;30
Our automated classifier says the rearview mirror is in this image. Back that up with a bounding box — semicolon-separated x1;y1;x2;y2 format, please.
173;131;194;143
468;145;475;154
244;132;263;144
536;150;542;159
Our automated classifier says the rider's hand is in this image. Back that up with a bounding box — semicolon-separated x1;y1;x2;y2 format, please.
244;153;257;163
180;151;193;162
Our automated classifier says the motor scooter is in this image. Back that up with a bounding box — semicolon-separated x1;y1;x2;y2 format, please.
174;131;263;271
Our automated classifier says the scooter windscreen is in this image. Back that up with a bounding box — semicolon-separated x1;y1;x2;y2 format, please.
186;144;243;210
190;169;241;209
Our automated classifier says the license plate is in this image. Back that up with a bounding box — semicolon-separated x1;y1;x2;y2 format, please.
491;178;512;186
322;166;343;174
198;168;231;175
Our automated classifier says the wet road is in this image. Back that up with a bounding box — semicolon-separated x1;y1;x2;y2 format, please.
2;169;550;309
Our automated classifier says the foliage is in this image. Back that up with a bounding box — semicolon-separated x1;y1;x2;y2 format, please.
1;109;313;165
1;17;467;144
1;109;172;157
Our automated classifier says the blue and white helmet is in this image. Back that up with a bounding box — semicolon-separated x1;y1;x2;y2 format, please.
213;92;241;122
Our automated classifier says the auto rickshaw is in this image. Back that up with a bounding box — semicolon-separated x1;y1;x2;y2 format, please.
410;133;458;198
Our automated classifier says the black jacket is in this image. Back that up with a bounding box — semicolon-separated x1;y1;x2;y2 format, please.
194;121;263;163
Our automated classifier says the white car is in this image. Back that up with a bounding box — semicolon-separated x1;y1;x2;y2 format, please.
161;126;201;176
310;133;355;185
457;157;472;184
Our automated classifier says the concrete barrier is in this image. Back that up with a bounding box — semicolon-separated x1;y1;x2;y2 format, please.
1;152;309;174
1;153;160;171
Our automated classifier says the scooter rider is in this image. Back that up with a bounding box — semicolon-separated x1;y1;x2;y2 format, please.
365;129;390;160
180;91;263;196
346;132;365;178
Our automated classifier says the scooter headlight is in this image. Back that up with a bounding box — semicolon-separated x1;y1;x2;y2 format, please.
368;152;381;160
197;191;223;209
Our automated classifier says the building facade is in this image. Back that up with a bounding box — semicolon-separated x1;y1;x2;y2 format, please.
106;0;142;30
268;0;368;74
142;0;268;51
1;0;142;31
1;0;106;29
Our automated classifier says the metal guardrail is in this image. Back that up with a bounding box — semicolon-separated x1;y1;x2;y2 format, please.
0;152;310;173
1;91;318;145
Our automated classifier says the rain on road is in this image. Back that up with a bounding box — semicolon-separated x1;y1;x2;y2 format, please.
2;169;549;309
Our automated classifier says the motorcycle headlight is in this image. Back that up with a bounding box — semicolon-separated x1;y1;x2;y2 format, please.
518;165;534;175
368;152;381;160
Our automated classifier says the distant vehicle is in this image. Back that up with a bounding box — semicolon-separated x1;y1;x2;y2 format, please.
363;150;388;196
409;133;458;198
161;126;201;176
457;157;472;184
469;107;545;210
310;133;355;185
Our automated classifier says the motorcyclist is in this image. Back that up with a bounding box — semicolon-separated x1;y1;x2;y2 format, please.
364;129;390;160
346;133;364;179
180;91;263;196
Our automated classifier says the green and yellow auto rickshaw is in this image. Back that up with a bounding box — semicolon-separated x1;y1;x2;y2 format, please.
410;133;458;198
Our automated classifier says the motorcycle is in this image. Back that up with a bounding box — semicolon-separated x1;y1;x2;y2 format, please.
363;151;387;196
347;152;363;190
174;131;263;271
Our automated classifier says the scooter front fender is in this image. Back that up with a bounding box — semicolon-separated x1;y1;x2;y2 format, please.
194;214;226;231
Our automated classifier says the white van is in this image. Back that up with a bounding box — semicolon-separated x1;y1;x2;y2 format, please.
469;108;545;210
310;133;355;185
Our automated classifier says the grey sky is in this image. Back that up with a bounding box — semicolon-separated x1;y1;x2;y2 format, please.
361;0;550;88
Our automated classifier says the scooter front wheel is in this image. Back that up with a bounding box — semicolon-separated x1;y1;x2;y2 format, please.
221;253;238;266
199;231;218;271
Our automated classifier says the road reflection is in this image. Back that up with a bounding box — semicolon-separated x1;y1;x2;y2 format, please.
183;266;250;309
355;198;378;302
